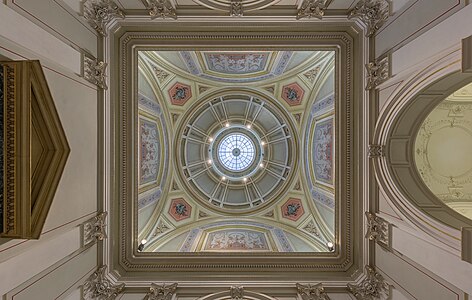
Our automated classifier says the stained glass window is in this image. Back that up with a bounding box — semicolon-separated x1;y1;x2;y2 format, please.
217;133;255;171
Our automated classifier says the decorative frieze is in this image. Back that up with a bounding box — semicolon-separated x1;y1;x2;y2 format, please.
83;55;108;89
142;0;177;19
347;265;390;300
296;283;331;300
230;286;244;299
230;0;243;16
83;212;108;246
144;283;178;300
297;0;328;20
366;56;389;90
82;0;124;36
83;265;125;299
348;0;390;37
368;144;385;158
365;212;391;248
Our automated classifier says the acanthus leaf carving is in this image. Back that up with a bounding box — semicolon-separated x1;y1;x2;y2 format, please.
83;212;108;246
230;0;243;17
144;283;178;300
365;56;389;90
347;265;390;300
83;265;125;299
82;0;124;36
230;286;244;299
83;55;108;89
365;212;391;248
297;0;328;20
296;283;331;300
368;144;385;158
348;0;390;37
142;0;177;19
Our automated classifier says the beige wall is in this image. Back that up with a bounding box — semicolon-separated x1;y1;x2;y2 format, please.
0;0;98;299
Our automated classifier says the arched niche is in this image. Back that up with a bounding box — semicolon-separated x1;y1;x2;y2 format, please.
373;46;472;246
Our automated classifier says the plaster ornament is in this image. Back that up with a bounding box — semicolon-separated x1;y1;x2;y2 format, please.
368;144;385;158
297;0;328;20
230;286;244;299
144;283;178;300
82;0;124;36
347;266;390;300
365;212;391;248
365;57;389;90
83;265;125;299
296;283;331;300
303;220;321;237
152;221;170;236
348;0;390;37
230;0;243;16
143;0;177;19
153;66;170;83
304;67;321;82
83;57;108;89
83;212;108;246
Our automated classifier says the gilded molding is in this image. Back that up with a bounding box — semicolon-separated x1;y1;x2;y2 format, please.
348;0;390;37
366;57;389;90
144;283;178;300
347;266;390;300
83;212;108;246
365;212;391;248
297;0;328;20
230;0;243;17
368;144;385;158
296;283;330;300
230;286;244;299
83;56;108;90
83;265;125;299
82;0;124;36
142;0;177;19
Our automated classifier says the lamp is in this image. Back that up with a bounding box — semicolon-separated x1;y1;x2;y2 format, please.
137;239;147;252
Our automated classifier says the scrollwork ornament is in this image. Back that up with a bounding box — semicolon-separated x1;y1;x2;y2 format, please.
83;212;108;246
296;283;331;300
297;0;328;20
230;286;244;299
348;0;390;37
365;212;391;248
143;0;177;19
83;265;125;299
347;266;390;300
144;283;178;300
83;56;108;90
230;0;243;17
368;144;385;158
82;0;124;36
365;57;389;90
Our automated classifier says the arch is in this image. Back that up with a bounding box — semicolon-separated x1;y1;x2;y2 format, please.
373;46;472;248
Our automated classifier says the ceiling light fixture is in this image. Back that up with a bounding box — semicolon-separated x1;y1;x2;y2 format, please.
137;239;148;252
259;163;264;168
246;124;252;129
208;137;214;142
225;122;230;128
222;176;226;181
327;241;335;252
208;159;212;164
261;141;266;146
243;177;248;182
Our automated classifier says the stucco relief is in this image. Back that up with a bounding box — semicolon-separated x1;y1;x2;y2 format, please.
204;52;269;74
415;83;472;219
139;118;160;185
313;117;334;185
204;229;270;251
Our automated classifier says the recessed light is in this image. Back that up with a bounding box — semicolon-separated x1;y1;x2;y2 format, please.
209;137;213;142
222;176;226;180
225;123;230;128
246;124;252;129
261;141;266;146
243;178;248;182
208;159;212;164
259;163;264;168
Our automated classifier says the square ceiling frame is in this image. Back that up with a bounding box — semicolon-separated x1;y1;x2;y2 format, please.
103;21;370;285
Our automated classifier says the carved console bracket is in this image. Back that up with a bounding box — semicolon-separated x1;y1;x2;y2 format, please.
368;144;385;158
296;0;329;20
347;265;390;300
142;0;177;19
82;53;108;90
365;212;391;249
366;56;390;90
82;0;125;36
348;0;390;37
296;283;331;300
83;265;125;299
144;283;178;300
230;286;244;299
82;212;108;246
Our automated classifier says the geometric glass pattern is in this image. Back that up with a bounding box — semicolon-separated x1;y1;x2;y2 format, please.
217;133;255;171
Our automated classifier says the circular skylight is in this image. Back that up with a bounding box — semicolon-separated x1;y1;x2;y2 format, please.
217;133;256;171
